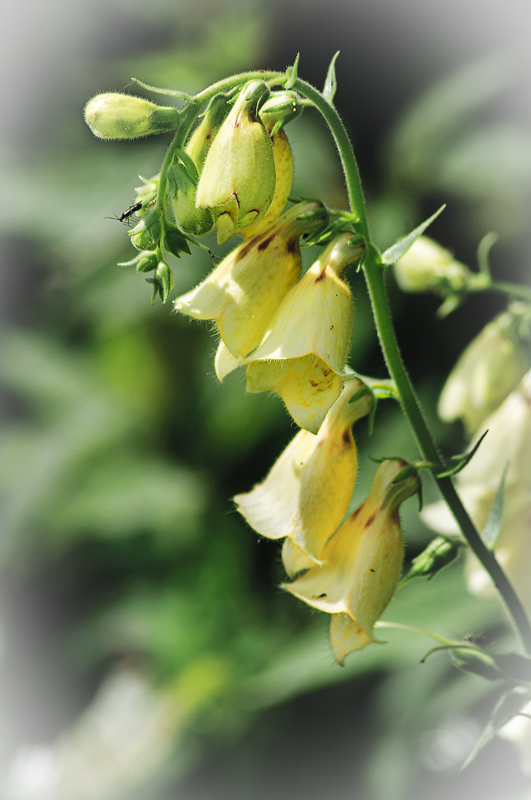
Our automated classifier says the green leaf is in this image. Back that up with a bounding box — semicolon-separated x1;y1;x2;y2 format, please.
381;205;446;265
461;686;531;770
481;463;508;549
323;51;340;105
436;429;489;478
285;53;300;89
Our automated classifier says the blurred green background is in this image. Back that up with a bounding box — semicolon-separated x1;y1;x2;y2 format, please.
1;1;531;798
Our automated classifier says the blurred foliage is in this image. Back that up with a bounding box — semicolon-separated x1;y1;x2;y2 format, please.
1;2;531;799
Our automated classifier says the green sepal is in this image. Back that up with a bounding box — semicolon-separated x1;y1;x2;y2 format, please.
436;429;489;478
323;51;340;105
163;223;191;258
285;53;300;89
461;686;531;770
381;205;446;265
481;463;508;549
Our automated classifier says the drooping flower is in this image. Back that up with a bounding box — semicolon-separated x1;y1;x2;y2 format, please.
438;304;531;436
282;460;420;665
195;81;276;243
234;379;372;562
173;201;325;359
245;233;364;433
423;368;531;613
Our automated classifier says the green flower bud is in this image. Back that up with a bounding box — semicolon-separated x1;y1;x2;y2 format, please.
84;93;179;140
450;647;501;681
403;535;461;582
135;251;158;273
151;262;174;304
394;236;472;295
171;95;230;236
195;81;276;243
259;90;303;135
129;210;161;251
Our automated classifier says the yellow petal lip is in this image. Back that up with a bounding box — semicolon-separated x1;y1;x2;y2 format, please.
174;201;323;360
235;379;372;560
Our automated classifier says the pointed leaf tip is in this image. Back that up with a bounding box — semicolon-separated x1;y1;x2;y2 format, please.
323;51;340;104
382;205;446;266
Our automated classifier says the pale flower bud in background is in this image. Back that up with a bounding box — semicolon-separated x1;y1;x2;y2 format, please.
234;380;372;562
422;369;531;614
438;305;531;436
246;233;364;433
84;93;179;139
282;460;420;665
394;236;471;295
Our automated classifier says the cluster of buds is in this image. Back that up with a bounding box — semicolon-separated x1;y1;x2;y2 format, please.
423;305;531;615
235;382;420;664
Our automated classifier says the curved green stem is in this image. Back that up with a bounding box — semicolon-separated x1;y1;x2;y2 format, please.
294;79;531;654
480;280;531;303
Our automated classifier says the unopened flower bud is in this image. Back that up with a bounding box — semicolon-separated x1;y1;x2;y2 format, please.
439;305;531;436
135;251;158;273
172;94;230;236
282;460;419;665
195;81;276;243
129;210;161;251
84;93;179;140
240;129;293;238
174;201;325;359
402;535;461;583
259;90;303;135
234;380;372;562
246;233;364;433
394;236;472;295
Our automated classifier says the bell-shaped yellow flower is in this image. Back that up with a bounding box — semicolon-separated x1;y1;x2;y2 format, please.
245;233;364;433
195;81;276;243
282;460;420;665
438;305;531;436
174;201;324;359
234;380;372;562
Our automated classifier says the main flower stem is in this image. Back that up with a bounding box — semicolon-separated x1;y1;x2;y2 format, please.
293;77;531;654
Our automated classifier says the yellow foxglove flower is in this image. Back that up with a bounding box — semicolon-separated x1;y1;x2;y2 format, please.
423;369;531;613
234;380;372;562
246;233;364;433
438;305;531;436
394;236;471;295
240;129;293;239
174;201;324;359
282;460;420;665
195;81;276;243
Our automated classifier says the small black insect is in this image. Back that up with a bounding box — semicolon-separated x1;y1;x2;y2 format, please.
119;201;142;222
